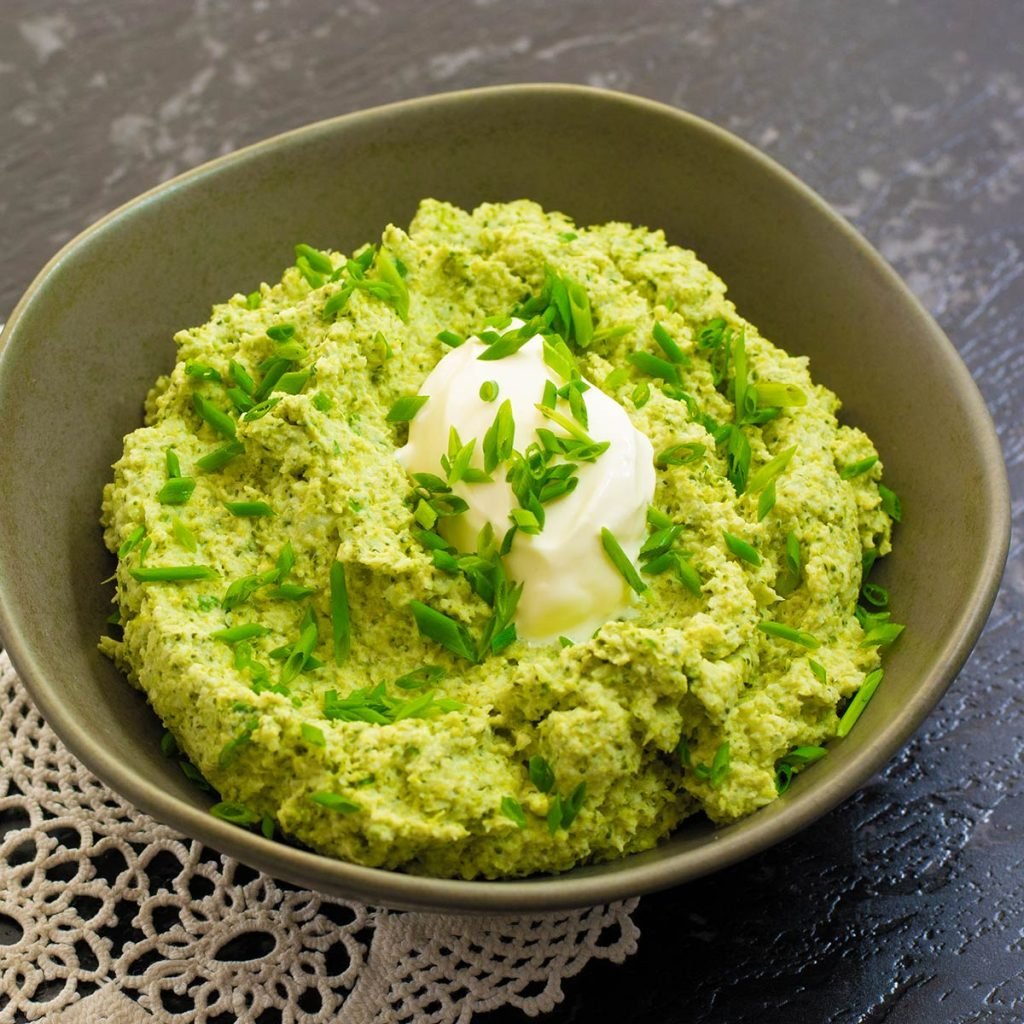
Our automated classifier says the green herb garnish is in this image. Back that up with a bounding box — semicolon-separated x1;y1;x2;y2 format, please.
775;745;827;794
409;600;478;663
655;442;705;468
386;394;429;423
157;477;196;506
528;754;556;793
192;393;236;439
601;528;647;594
479;380;499;402
500;796;527;828
211;623;271;643
130;565;218;582
836;669;884;737
197;440;245;472
652;322;688;365
840;456;879;480
300;722;326;747
723;531;761;566
310;792;361;814
757;621;820;649
878;483;902;522
210;801;260;826
329;560;351;665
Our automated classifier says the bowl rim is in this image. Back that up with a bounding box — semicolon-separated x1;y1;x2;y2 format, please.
0;82;1011;912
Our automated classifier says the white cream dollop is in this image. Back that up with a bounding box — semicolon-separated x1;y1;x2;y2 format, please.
397;324;656;643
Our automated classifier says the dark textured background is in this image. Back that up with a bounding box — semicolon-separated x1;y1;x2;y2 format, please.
2;1;1022;1021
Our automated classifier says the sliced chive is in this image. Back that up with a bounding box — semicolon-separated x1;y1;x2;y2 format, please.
224;501;274;518
414;500;438;530
840;455;879;480
808;659;828;684
210;801;260;826
211;623;271;643
386;394;428;423
479;380;499;402
165;448;182;479
785;532;801;577
561;781;587;827
266;323;295;342
723;531;761;567
437;329;464;348
295;243;334;275
600;528;647;594
747;446;797;495
310;792;361;814
565;277;594;346
757;480;777;521
646;506;673;529
218;717;258;769
510;508;542;534
375;248;410;321
632;380;651;408
197;440;245;472
253;359;292;400
229;360;256;396
879;483;903;522
500;796;527;828
276;370;312;395
528;754;556;793
192;393;236;439
118;524;146;559
330;561;351;665
535;403;595;446
268;583;317;601
227;387;255;413
541;379;558;410
312;392;333;412
185;361;222;383
296;256;324;289
558;635;574;648
860;622;905;648
246;291;262;309
862;582;889;608
709;742;731;787
775;744;827;793
130;565;218;582
394;665;445;690
281;608;318;686
836;669;884;737
409;600;478;663
541;337;577;381
675;555;703;596
160;730;178;757
270;337;307;360
546;795;564;834
757;621;820;649
477;330;532;361
652;322;687;364
754;382;807;408
724;424;751;495
567;383;589;429
603;366;631;390
655;442;705;468
157;476;196;506
242;397;281;422
628;350;680;384
300;722;326;747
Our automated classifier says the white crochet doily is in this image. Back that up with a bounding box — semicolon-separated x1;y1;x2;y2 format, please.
0;652;640;1023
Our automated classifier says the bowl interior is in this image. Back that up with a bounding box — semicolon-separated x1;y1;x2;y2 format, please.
0;85;1009;912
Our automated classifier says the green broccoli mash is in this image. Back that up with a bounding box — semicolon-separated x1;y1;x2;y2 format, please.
100;199;896;879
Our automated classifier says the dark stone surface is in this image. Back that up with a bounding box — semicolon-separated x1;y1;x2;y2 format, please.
2;1;1022;1021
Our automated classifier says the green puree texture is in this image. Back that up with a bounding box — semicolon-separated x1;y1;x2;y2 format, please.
101;199;894;879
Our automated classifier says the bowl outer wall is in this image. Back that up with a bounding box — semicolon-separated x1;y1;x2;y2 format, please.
0;84;1010;913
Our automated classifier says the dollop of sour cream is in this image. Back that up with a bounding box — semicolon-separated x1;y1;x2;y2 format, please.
397;322;656;643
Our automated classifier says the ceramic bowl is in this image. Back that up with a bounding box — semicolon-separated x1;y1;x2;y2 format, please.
0;85;1009;912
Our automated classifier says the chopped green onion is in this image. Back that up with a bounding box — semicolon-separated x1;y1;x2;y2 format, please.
500;796;527;828
157;476;196;506
192;393;236;439
197;441;245;472
300;722;326;747
646;506;673;529
246;291;262;309
477;330;532;361
229;360;256;396
862;582;889;608
652;322;687;364
268;583;317;601
709;742;731;787
601;528;647;594
757;481;777;521
211;623;270;643
558;635;574;648
312;392;333;412
295;243;334;275
310;792;361;814
775;745;827;793
118;525;146;559
561;781;587;827
386;394;429;423
754;382;807;408
218;717;258;768
227;387;255;413
567;383;589;429
210;801;260;826
281;608;319;685
266;323;295;342
879;483;903;522
394;665;445;690
528;754;556;793
374;248;410;322
840;455;879;480
329;561;351;665
860;622;905;648
409;600;478;663
185;361;222;383
628;350;680;384
808;659;828;685
130;565;218;582
276;370;312;395
723;531;761;566
535;403;595;446
632;381;651;409
241;398;282;423
165;448;182;479
836;669;884;737
546;795;564;834
479;380;499;402
655;442;705;468
747;446;797;495
224;501;274;518
437;329;464;348
603;366;631;390
757;621;820;649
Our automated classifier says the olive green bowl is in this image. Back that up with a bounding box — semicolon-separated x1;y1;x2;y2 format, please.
0;85;1009;913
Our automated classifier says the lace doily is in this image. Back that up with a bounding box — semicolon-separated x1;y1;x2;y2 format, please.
0;652;639;1023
